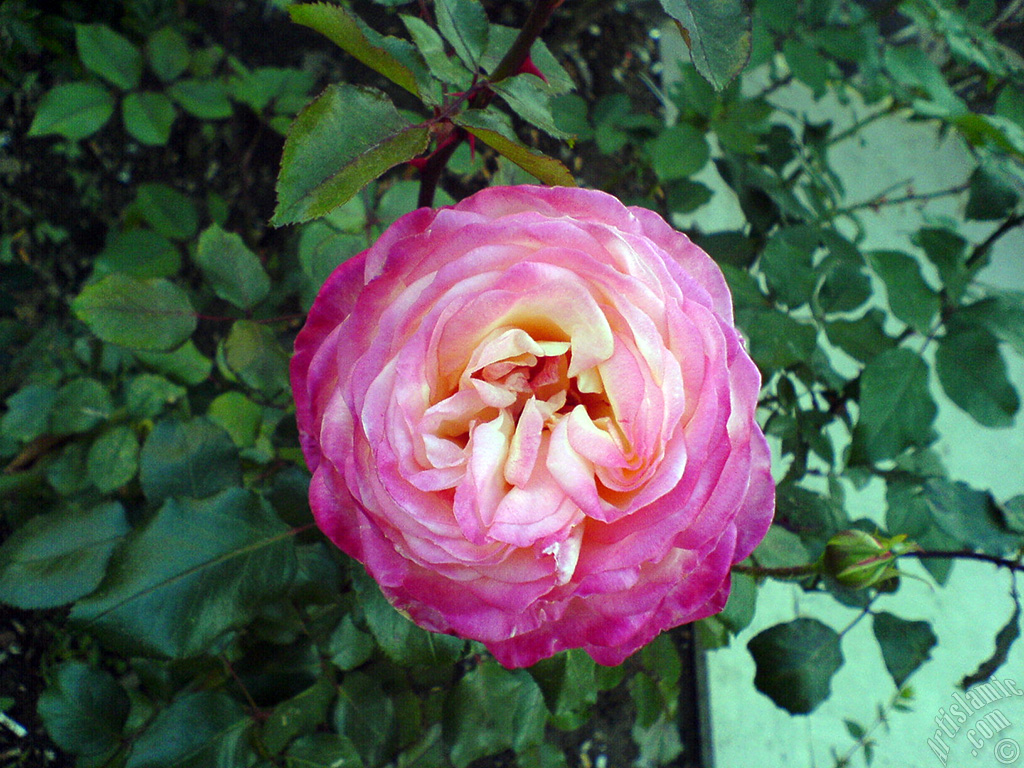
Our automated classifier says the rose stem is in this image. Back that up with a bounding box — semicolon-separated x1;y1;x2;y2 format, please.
416;0;564;208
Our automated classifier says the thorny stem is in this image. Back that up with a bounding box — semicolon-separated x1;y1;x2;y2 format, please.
416;0;564;208
734;549;1024;580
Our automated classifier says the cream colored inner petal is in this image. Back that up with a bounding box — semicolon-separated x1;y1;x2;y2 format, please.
406;295;674;581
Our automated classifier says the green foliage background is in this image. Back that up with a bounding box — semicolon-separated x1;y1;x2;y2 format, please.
1;0;1023;766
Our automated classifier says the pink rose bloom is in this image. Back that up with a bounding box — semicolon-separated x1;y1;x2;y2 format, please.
292;185;774;668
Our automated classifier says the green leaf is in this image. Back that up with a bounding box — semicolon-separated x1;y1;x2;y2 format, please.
965;165;1019;220
133;183;198;240
333;671;399;768
924;479;1021;555
289;3;423;97
825;309;897;363
195;225;271;310
87;425;140;492
443;662;547;768
856;347;937;463
401;14;473;88
955;293;1022;357
455;110;576;187
139;417;241;503
491;75;571;139
815;261;871;316
147;26;190;83
783;38;828;97
760;226;819;308
75;23;143;90
872;612;937;688
351;565;464;667
735;309;817;373
38;662;129;756
134;340;212;386
94;228;181;279
222;320;291;396
482;26;573;95
936;322;1019;427
649;123;710;180
866;251;940;335
122;91;177;145
528;650;598;731
328;613;376;671
71;488;297;658
27;82;115;140
0;502;128;609
263;678;337;755
286;734;364;768
748;618;843;714
50;377;114;435
125;692;251;768
72;274;196;351
2;384;58;442
914;227;970;301
659;0;751;90
208;391;263;448
961;598;1021;689
167;78;234;119
435;0;489;70
273;84;430;225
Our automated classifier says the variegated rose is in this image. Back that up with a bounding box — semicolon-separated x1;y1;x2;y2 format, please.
292;185;774;667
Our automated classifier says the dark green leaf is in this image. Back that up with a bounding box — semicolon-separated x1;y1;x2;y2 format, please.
50;377;113;435
195;225;271;310
328;613;376;671
759;226;818;308
139;417;240;503
273;84;430;225
134;340;213;386
402;14;472;88
222;320;291;396
825;309;897;363
965;165;1019;220
75;23;142;90
455;110;576;187
659;0;751;90
783;38;828;97
958;292;1024;357
528;650;599;731
125;691;251;768
263;678;337;754
815;261;871;315
856;347;937;463
1;384;58;442
133;183;198;240
936;322;1019;427
649;123;709;180
147;26;190;83
94;229;181;279
71;488;297;658
491;76;571;139
913;227;970;301
872;612;937;687
168;78;234;119
735;309;817;372
351;565;464;668
87;425;140;492
865;251;940;335
961;598;1021;689
72;274;196;351
38;662;129;756
435;0;488;70
27;82;115;140
443;662;546;768
122;91;176;145
333;671;399;768
748;618;843;714
286;734;364;768
0;502;128;609
924;479;1021;555
482;26;573;95
289;3;423;97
